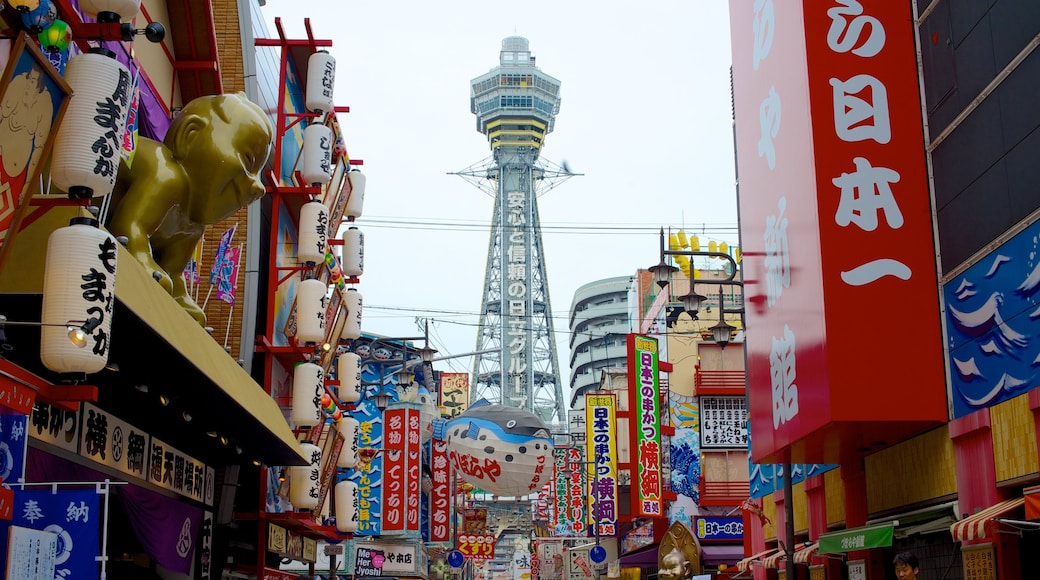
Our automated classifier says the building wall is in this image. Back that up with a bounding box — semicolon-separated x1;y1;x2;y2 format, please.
824;468;845;527
991;393;1039;482
864;425;957;514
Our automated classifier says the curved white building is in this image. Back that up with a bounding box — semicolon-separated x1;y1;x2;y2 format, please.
568;276;633;407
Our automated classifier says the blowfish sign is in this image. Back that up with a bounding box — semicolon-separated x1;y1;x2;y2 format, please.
729;0;946;463
445;403;553;497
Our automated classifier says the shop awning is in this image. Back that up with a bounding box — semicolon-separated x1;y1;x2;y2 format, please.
700;544;746;566
794;543;818;564
617;544;658;567
818;522;895;554
762;549;785;569
736;548;779;573
951;496;1025;542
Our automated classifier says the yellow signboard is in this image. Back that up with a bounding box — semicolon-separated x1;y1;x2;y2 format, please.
962;544;997;580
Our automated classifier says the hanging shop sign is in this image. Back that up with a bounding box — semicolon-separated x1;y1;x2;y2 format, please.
729;0;946;464
818;522;895;554
30;401;213;505
585;393;619;537
353;542;421;576
700;396;747;448
627;334;662;517
457;533;496;560
404;405;422;534
382;406;407;535
694;516;744;542
962;543;996;580
429;438;451;543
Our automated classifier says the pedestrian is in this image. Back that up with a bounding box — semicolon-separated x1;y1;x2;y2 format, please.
893;552;920;580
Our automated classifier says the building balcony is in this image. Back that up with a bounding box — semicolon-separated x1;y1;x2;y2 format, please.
699;479;751;507
695;369;746;395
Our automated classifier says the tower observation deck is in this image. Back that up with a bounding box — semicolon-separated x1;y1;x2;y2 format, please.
464;36;566;423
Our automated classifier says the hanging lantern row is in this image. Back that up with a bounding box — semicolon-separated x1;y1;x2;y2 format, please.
41;217;118;375
298;200;329;265
20;0;55;33
302;123;333;186
295;277;327;344
336;417;359;469
340;288;362;341
334;480;359;533
341;227;364;277
305;50;336;117
290;362;324;428
337;352;361;403
289;441;322;510
38;18;71;53
51;47;132;199
345;170;365;219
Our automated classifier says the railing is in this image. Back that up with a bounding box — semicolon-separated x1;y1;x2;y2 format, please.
700;479;751;507
695;370;746;391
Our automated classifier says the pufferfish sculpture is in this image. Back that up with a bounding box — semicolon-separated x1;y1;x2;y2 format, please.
441;401;554;497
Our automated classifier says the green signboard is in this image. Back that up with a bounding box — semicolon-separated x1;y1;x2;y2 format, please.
628;334;662;517
818;522;895;554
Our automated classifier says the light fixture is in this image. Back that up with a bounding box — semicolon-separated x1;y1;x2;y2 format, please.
708;285;737;349
67;318;101;348
206;431;218;438
118;21;165;43
220;435;228;446
679;287;707;318
235;445;243;455
419;344;438;364
133;384;149;393
373;391;391;412
37;18;70;52
252;459;262;467
321;342;332;352
649;259;678;290
0;315;91;348
11;1;42;12
181;410;192;422
20;0;55;34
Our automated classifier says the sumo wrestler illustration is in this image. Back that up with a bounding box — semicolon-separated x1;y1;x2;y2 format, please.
105;92;273;325
444;401;553;497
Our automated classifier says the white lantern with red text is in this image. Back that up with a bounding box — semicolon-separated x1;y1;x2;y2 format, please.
295;278;327;343
289;442;322;510
445;404;554;497
50;48;132;199
337;352;361;403
302;123;333;185
336;416;359;468
306;50;336;116
339;288;362;341
291;362;324;428
41;217;117;374
298;200;329;264
335;480;359;533
344;171;365;218
342;227;363;277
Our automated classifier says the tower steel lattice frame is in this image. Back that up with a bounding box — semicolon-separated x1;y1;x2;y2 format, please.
457;37;567;424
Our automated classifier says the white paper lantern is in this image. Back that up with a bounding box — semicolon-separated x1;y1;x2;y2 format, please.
41;217;117;374
336;417;359;468
296;278;327;343
342;227;364;277
291;362;324;427
289;442;322;510
297;201;329;264
77;0;140;21
344;171;366;219
51;48;132;199
306;50;336;115
340;289;362;341
302;123;333;185
335;480;359;533
337;352;361;403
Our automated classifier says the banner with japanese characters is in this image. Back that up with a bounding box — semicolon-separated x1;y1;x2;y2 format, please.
584;394;618;537
8;488;100;579
627;334;662;517
429;438;451;543
381;407;407;535
404;405;422;535
729;0;946;463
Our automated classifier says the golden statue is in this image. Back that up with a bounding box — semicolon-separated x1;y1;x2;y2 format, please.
106;92;273;325
658;521;701;580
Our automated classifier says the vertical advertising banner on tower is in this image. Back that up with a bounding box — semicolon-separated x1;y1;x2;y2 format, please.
405;406;422;535
729;0;946;463
382;407;407;535
627;334;662;517
429;438;451;544
585;394;618;537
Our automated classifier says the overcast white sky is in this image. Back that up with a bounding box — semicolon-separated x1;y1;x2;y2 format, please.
259;1;738;389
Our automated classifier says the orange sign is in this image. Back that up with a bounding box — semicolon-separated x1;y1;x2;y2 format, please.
457;533;496;560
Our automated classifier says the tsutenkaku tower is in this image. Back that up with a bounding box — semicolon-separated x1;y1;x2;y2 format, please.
464;36;565;423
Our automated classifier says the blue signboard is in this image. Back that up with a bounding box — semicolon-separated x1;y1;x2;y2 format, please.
945;218;1040;418
694;516;744;542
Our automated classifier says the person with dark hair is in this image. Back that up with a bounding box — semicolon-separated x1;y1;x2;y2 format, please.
893;552;920;580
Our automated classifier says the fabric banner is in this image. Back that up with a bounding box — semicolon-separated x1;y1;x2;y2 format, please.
216;246;240;305
120;70;140;168
8;488;100;579
0;414;28;487
209;225;236;284
118;484;203;574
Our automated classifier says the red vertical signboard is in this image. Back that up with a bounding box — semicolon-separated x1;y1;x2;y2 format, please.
729;0;946;463
429;438;452;543
382;407;406;534
405;406;422;534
